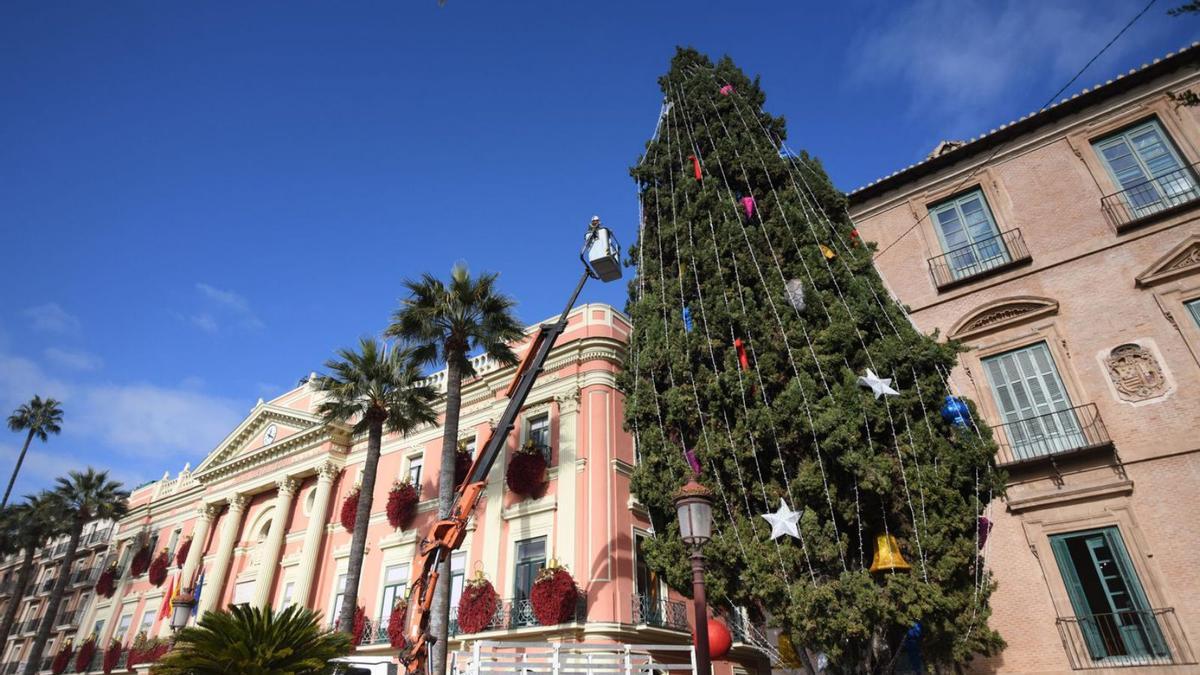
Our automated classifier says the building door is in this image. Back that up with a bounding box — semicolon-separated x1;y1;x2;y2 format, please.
634;534;662;624
1094;120;1197;216
512;537;546;627
982;342;1083;461
1050;528;1168;663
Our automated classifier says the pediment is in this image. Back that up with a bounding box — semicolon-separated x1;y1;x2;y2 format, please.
192;403;331;479
1135;235;1200;287
949;296;1059;340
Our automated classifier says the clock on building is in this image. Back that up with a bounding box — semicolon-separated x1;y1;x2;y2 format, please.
263;424;277;446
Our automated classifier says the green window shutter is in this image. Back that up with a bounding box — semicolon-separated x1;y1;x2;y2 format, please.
982;342;1082;460
929;189;1007;278
1051;534;1109;660
1102;530;1169;657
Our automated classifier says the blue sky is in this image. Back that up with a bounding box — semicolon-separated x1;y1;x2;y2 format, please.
1;1;1194;494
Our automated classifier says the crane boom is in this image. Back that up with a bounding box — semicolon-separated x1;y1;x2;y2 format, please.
399;219;620;674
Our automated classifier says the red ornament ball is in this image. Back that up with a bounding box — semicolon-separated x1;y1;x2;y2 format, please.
700;618;732;660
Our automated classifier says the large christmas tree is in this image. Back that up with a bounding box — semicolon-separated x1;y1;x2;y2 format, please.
621;48;1005;671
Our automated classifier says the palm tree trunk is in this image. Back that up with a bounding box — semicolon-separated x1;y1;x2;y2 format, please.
0;546;36;648
0;429;35;510
23;520;83;675
429;358;463;675
337;418;384;634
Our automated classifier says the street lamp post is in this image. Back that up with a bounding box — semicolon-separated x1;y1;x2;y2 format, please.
674;479;714;675
168;589;196;639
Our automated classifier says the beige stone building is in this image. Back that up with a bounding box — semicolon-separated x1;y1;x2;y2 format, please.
849;42;1200;673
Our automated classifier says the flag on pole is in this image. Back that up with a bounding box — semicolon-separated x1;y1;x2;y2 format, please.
191;573;205;616
158;573;176;620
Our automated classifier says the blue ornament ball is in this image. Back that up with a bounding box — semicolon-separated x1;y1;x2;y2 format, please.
941;395;970;428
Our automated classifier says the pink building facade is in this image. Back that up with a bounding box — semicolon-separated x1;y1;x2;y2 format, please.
850;43;1200;674
73;304;768;674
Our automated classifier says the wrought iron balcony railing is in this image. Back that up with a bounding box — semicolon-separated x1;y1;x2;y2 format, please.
1057;608;1196;669
631;594;689;631
20;617;42;634
992;403;1112;467
70;567;97;585
928;229;1031;290
1101;161;1200;230
38;578;56;594
39;656;51;672
56;608;81;627
447;595;588;636
0;581;13;596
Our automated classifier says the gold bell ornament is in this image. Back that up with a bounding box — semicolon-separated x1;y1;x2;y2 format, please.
869;533;912;573
778;631;805;668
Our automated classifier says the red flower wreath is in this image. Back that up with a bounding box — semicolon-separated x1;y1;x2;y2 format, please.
175;537;191;568
340;488;360;532
386;481;419;530
101;639;122;674
506;441;547;498
95;564;117;598
50;640;72;675
147;548;170;587
128;637;169;668
455;574;499;634
530;564;580;626
129;544;151;577
74;637;96;674
350;605;367;645
387;599;408;649
454;445;472;486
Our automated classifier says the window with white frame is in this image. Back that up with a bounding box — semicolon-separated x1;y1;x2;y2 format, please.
279;581;295;609
92;619;105;640
526;413;551;462
1093;119;1197;217
232;580;254;607
116;612;132;641
407;456;423;487
929;189;1008;280
448;552;466;612
331;573;348;627
1186;298;1200;328
136;608;155;637
165;529;181;563
379;563;410;621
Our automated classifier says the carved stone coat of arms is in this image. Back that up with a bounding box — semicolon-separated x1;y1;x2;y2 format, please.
1105;344;1167;402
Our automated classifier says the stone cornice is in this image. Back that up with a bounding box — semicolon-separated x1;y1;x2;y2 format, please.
193;425;347;484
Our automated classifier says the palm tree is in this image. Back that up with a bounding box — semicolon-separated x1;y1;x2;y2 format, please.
386;264;522;673
0;494;63;649
316;339;436;633
153;604;351;674
23;469;127;675
4;396;64;509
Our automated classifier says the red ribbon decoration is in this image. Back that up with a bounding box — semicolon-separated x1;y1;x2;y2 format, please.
734;338;750;371
688;154;702;181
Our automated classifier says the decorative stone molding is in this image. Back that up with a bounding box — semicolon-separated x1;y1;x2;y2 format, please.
555;388;582;414
199;503;221;521
1135;235;1200;287
316;461;340;482
276;477;300;497
228;494;249;512
949;296;1059;340
502;495;557;521
1105;344;1168;402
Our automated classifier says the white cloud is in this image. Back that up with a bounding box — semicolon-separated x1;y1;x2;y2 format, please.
43;347;103;372
72;383;243;458
849;0;1163;136
0;442;144;498
189;283;265;333
0;353;71;413
23;303;81;335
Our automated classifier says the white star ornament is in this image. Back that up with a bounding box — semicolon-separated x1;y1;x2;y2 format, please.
857;368;899;399
761;500;801;540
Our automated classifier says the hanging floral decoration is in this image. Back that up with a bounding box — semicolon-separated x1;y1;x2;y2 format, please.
455;440;473;486
387;598;408;649
147;548;170;587
101;639;122;674
455;572;499;634
130;544;151;577
529;560;580;626
386;480;419;530
506;440;547;498
95;563;118;598
174;536;192;569
340;487;360;532
74;637;96;674
50;639;72;675
127;635;170;668
351;606;367;646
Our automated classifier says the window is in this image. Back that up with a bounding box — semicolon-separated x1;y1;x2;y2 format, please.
331;574;348;626
279;581;295;609
92;619;105;640
982;342;1082;461
165;529;181;563
929;189;1008;280
1187;299;1200;328
232;580;254;607
1050;527;1169;664
137;609;155;637
407;457;423;488
380;563;410;621
449;552;466;612
116;612;132;641
634;533;663;624
1094;119;1197;218
513;537;546;606
527;414;551;462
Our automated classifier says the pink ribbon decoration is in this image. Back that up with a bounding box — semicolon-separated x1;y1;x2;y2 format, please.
719;84;734;96
740;195;755;219
684;448;702;476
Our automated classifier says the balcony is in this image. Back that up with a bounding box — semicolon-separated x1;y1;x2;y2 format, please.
56;608;81;628
20;617;42;634
70;567;97;586
83;527;113;548
928;229;1031;291
1057;608;1196;669
37;578;56;595
447;596;587;636
992;403;1113;469
1101;162;1200;231
0;581;14;596
0;663;17;675
631;595;689;632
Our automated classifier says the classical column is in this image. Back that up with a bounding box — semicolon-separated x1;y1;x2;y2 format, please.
198;494;248;616
292;462;338;609
180;503;220;589
554;390;581;571
252;477;299;608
